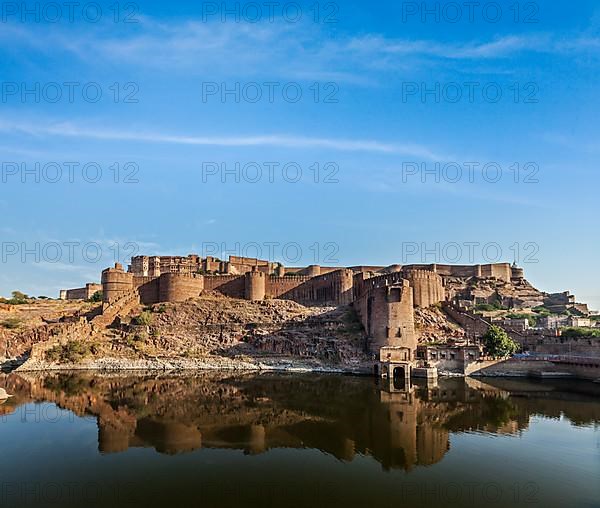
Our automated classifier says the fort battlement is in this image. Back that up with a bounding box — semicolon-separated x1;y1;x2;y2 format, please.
402;269;444;308
402;262;520;283
99;259;527;309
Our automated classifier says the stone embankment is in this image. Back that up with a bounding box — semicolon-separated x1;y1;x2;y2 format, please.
16;356;368;374
471;358;600;381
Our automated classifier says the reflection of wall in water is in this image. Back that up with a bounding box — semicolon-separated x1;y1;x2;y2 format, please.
4;373;567;469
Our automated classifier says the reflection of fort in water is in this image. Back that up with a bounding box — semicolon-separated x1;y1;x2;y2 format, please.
2;373;600;471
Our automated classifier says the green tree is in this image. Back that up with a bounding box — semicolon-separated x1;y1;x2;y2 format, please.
11;290;28;301
483;325;519;358
6;291;28;305
561;327;600;339
88;291;103;302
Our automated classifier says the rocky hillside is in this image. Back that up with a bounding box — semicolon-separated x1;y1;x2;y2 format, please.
7;293;371;372
445;276;547;308
0;299;99;362
415;306;465;344
113;293;369;364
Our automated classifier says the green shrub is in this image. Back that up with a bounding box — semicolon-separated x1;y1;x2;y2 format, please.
45;340;95;364
133;311;153;326
473;297;507;312
125;332;148;350
125;335;137;348
561;327;600;339
532;306;550;315
135;331;148;341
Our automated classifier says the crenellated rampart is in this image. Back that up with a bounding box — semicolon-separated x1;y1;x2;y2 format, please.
403;263;513;282
403;269;444;308
276;270;354;306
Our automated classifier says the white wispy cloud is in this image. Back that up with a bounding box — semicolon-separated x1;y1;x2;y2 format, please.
1;17;598;81
0;117;454;160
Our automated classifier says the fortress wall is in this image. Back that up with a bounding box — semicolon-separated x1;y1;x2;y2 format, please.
203;275;241;290
64;288;88;300
283;267;303;274
514;334;600;358
402;264;469;277
403;263;512;282
203;275;246;299
348;265;386;273
306;265;321;277
442;304;491;337
229;262;270;274
134;276;160;305
276;269;354;305
245;272;266;301
480;263;512;282
85;283;102;298
102;265;134;304
266;275;311;298
64;283;102;300
352;271;407;301
158;274;204;303
382;264;403;273
229;256;270;267
288;265;340;277
430;264;477;278
404;269;444;308
317;266;343;275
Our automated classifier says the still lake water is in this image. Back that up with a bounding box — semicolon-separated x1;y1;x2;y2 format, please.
0;372;599;508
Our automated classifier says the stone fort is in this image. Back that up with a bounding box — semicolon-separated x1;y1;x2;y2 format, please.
97;254;524;364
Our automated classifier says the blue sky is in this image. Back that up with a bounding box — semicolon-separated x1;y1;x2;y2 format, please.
0;0;599;309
